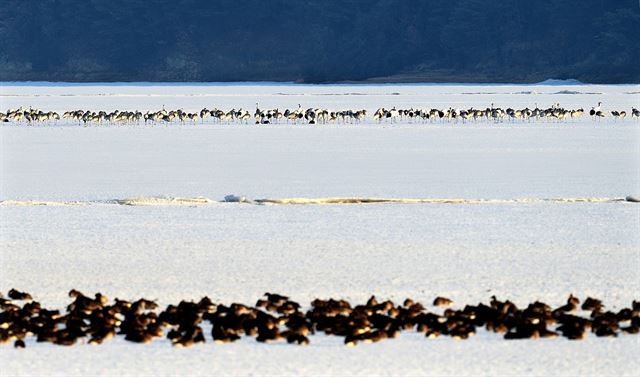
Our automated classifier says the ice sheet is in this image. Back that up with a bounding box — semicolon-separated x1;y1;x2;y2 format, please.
1;83;639;376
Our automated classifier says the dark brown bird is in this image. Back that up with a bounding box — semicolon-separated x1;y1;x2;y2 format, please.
433;297;453;307
8;289;32;301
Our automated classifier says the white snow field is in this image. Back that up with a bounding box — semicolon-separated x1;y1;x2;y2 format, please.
1;83;639;376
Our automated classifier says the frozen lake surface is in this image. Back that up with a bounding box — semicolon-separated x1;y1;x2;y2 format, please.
1;83;639;376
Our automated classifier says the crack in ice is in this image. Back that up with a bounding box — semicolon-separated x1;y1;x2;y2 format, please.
1;195;636;207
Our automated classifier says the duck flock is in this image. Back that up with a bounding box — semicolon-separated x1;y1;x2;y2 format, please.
1;104;639;126
1;289;638;348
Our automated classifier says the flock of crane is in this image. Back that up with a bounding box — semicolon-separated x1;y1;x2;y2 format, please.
1;103;639;126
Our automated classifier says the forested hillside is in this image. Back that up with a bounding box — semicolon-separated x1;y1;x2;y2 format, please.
1;0;638;82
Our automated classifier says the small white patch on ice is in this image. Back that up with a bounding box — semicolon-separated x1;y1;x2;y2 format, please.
223;195;255;204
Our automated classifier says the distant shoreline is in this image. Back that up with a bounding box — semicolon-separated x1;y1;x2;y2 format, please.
4;79;638;87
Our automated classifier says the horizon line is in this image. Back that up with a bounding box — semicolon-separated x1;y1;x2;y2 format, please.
6;79;635;87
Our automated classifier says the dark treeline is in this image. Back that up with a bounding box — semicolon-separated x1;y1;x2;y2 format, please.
1;0;638;83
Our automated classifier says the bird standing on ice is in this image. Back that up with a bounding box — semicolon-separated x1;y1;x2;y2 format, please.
590;102;605;120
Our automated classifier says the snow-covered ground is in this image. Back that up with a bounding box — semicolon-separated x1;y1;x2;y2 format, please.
1;81;639;113
1;83;639;376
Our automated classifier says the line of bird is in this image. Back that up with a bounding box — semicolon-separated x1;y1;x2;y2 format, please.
2;289;638;348
2;103;639;126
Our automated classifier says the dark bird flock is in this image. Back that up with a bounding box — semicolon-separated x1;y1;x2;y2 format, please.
1;104;639;126
1;289;638;348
